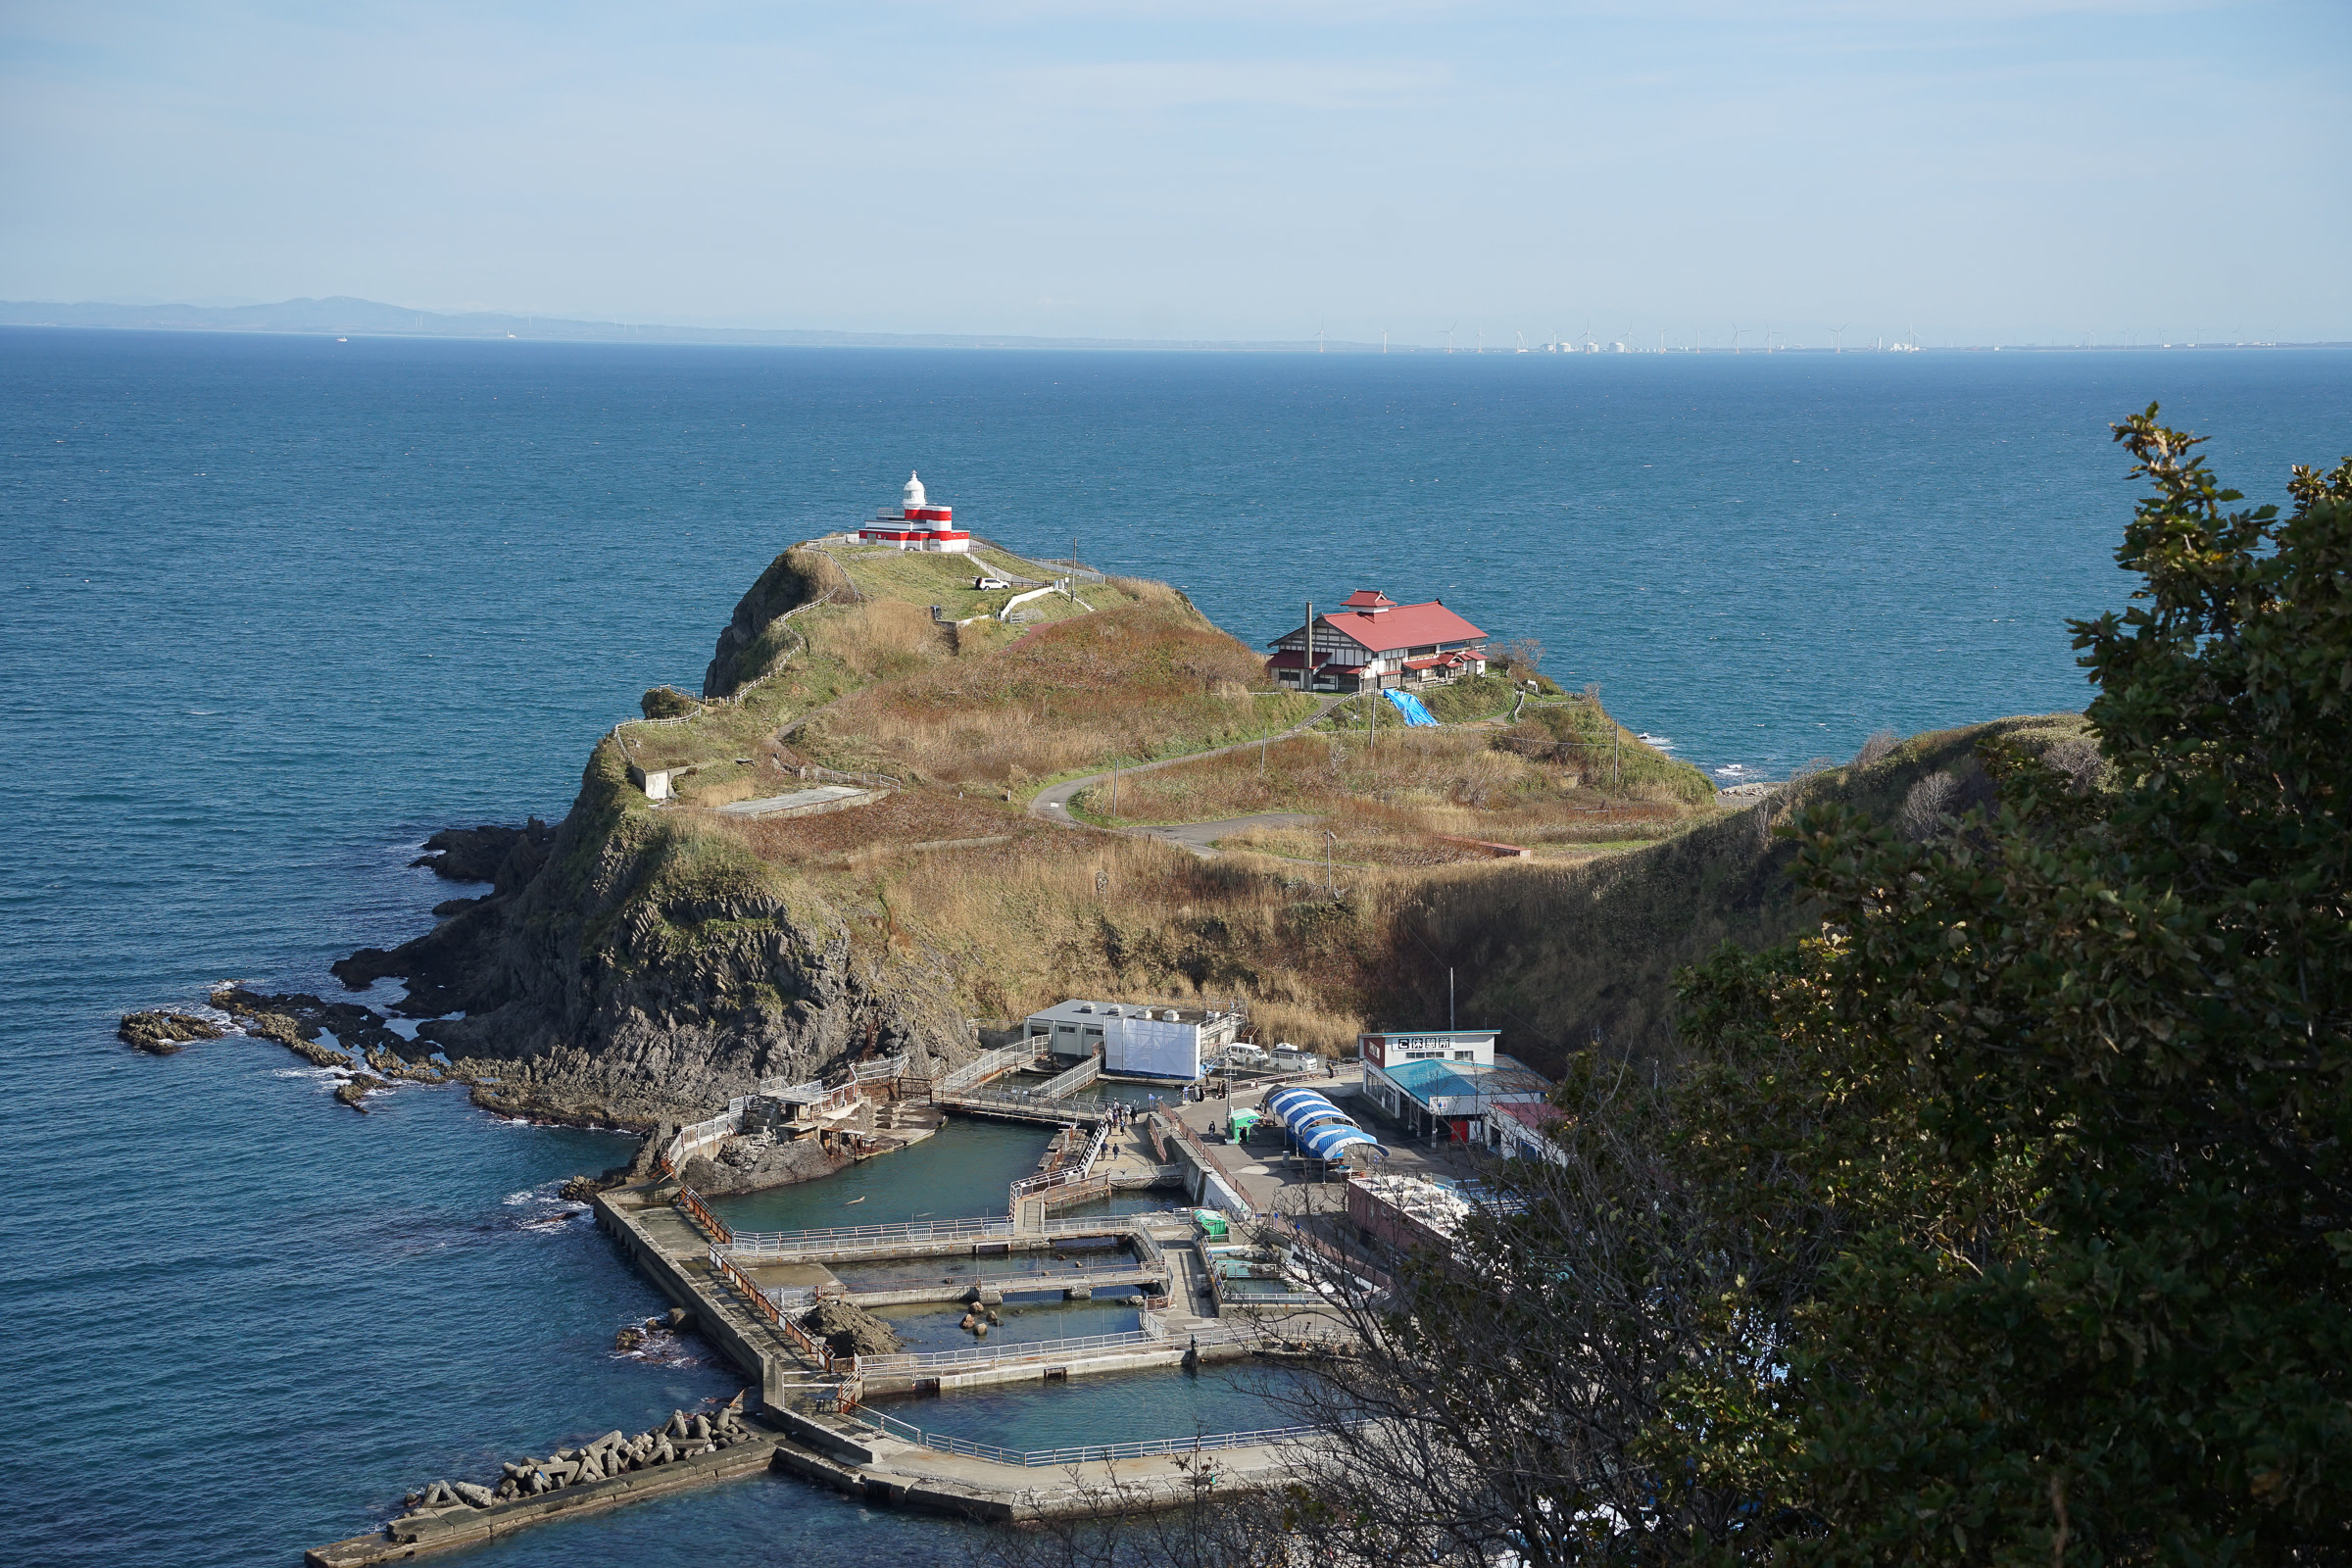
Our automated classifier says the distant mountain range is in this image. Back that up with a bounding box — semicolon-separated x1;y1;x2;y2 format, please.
0;295;1397;353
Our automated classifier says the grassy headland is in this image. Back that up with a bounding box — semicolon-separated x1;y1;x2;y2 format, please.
534;535;2087;1076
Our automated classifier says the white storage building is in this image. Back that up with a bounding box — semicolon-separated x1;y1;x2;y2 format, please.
1022;1000;1244;1081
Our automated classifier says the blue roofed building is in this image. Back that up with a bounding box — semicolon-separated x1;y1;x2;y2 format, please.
1359;1026;1553;1145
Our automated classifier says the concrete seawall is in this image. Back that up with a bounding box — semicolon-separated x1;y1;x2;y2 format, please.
308;1177;1321;1561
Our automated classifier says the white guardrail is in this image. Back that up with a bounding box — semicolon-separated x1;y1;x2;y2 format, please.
1009;1118;1114;1201
847;1315;1269;1377
1035;1051;1102;1100
665;1054;913;1171
718;1209;1192;1264
938;1042;1041;1094
841;1404;1315;1468
661;1108;740;1173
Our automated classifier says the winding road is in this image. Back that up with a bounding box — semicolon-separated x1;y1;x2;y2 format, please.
1026;695;1348;857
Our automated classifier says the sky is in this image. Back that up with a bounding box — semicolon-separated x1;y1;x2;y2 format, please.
2;1;2347;346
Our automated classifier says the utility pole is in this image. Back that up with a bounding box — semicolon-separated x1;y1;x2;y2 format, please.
1448;967;1455;1031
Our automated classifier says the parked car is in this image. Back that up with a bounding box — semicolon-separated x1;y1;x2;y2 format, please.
973;575;1010;590
1222;1043;1268;1064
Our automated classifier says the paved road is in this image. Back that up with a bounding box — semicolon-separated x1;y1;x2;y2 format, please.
1027;696;1347;856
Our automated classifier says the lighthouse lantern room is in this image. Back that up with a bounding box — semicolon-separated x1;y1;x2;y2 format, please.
858;471;972;553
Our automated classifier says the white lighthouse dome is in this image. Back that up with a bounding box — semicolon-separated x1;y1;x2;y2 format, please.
903;470;926;510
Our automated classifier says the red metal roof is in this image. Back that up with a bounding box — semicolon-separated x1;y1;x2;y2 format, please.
1316;600;1488;655
1342;589;1398;610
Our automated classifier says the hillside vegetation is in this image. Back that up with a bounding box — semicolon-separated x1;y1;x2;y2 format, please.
380;525;2089;1117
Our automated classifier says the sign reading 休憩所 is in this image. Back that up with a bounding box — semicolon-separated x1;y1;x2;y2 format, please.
1358;1029;1499;1069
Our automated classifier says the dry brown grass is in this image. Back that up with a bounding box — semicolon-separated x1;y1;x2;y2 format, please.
674;776;760;808
1080;730;1717;849
719;790;1041;865
815;599;955;683
807;599;1305;785
790;826;1404;1056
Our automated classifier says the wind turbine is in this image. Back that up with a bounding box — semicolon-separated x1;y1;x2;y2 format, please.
1381;327;1388;355
1515;330;1528;353
1316;324;1326;355
1446;320;1457;354
1729;323;1744;354
1831;322;1848;354
1475;329;1484;354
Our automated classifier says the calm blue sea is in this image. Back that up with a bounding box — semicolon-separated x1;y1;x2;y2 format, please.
3;329;2346;1565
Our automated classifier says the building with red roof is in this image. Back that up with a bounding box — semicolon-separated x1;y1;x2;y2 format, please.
1264;589;1490;693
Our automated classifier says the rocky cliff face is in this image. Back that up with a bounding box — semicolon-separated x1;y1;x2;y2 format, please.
331;561;977;1130
702;549;827;699
334;787;975;1127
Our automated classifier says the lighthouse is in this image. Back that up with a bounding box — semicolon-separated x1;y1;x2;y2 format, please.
857;470;973;553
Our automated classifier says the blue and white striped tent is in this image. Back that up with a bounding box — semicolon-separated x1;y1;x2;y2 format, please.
1263;1087;1383;1162
1300;1122;1382;1160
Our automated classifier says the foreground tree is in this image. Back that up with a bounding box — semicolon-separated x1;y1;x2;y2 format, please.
1673;411;2352;1558
981;415;2351;1567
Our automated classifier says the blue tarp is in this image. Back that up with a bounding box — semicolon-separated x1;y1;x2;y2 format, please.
1384;690;1440;726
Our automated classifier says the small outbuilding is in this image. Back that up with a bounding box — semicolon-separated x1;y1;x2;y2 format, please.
1021;999;1245;1081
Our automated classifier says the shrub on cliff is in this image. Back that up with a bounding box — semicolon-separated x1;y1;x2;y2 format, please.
639;685;697;720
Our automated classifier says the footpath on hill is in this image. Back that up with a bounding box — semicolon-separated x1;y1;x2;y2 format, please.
1026;694;1348;857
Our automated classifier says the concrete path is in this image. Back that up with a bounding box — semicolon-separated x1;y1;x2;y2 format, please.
1027;695;1346;855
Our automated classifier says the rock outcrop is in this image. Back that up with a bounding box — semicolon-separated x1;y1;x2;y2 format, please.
800;1299;903;1358
117;1010;225;1054
678;1133;851;1196
323;751;979;1129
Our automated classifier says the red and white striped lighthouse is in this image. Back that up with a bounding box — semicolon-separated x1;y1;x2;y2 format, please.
857;471;972;553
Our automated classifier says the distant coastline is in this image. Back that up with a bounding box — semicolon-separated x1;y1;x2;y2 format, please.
5;296;2347;354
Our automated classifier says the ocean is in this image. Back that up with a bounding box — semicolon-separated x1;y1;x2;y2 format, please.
3;328;2346;1565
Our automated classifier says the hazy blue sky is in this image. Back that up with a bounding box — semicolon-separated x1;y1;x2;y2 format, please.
4;2;2345;344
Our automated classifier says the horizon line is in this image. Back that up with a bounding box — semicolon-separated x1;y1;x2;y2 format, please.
4;296;2347;356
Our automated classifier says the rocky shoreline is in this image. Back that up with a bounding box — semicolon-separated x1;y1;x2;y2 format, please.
123;562;996;1184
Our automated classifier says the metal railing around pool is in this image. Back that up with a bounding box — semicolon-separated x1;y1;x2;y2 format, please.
718;1210;1189;1262
840;1403;1318;1467
722;1214;1015;1257
846;1314;1298;1379
938;1042;1043;1093
673;1185;733;1244
706;1246;830;1363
